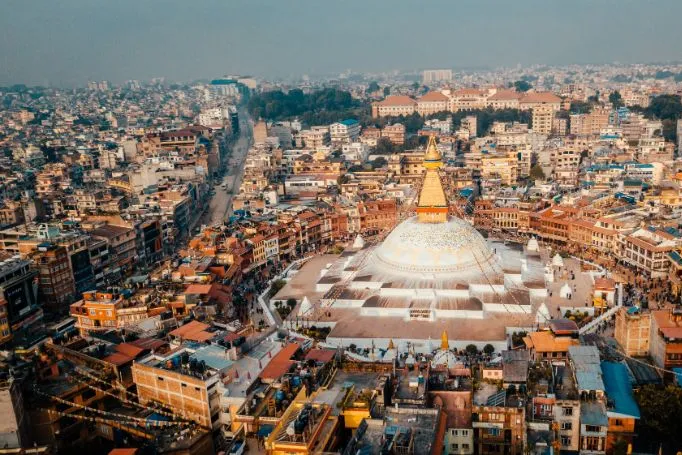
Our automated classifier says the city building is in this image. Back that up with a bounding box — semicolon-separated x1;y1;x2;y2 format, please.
329;119;361;145
423;69;453;84
372;96;417;117
614;307;651;357
70;290;149;336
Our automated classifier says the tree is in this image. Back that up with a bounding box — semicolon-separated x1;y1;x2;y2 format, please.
383;86;391;96
570;101;592;114
513;80;532;92
483;344;495;355
645;94;682;120
366;81;380;94
465;344;478;356
609;91;624;109
529;164;546;181
374;137;396;155
370;156;388;169
286;298;297;308
635;384;682;452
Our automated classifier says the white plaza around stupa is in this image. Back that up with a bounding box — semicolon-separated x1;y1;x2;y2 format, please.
275;137;598;355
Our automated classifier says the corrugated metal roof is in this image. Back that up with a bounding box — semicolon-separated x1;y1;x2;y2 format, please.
601;362;640;419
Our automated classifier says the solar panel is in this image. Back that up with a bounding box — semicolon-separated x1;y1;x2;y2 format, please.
486;390;506;407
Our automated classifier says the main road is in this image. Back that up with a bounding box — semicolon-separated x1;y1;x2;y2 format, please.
202;108;253;226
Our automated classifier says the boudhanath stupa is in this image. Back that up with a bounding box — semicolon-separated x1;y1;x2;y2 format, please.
306;137;554;352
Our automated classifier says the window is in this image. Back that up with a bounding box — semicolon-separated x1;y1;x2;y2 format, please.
563;407;573;416
561;436;571;447
561;421;572;430
584;436;602;451
451;429;458;436
487;428;500;437
614;419;623;427
462;444;470;450
451;444;459;450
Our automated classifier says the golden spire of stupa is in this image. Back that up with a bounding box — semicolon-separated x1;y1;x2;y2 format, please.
387;339;395;350
441;330;449;350
416;135;448;223
423;135;443;170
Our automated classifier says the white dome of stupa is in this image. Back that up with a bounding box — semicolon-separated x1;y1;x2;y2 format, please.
371;216;501;281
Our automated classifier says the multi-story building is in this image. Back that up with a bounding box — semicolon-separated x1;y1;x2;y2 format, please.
0;257;42;347
531;105;555;135
618;226;682;278
32;243;76;310
56;233;95;296
422;69;452;84
461;116;477;137
570;107;611;137
139;128;200;155
0;378;30;449
518;92;562;111
486;90;521;110
70;290;148;336
297;126;330;149
472;401;526;455
89;224;137;277
329;119;361;145
0;202;24;229
381;123;406;145
447;89;489;111
614;307;651;357
481;152;519;186
132;346;223;430
417;91;450;116
371;95;417;117
649;308;682;372
358;200;397;234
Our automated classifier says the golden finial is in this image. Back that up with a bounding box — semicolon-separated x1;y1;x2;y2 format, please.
423;135;442;170
387;339;395;350
441;330;449;350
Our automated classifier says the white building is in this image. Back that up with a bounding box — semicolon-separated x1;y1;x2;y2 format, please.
330;119;361;145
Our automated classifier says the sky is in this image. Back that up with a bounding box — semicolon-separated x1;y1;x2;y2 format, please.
2;0;682;87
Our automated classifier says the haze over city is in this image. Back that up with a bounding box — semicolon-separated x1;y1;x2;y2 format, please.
3;0;682;86
5;1;682;454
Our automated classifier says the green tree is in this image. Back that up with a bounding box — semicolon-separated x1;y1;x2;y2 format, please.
529;164;546;181
374;137;396;155
513;80;532;92
609;91;624;109
645;94;682;120
366;81;380;94
483;344;495;355
370;156;388;169
570;101;592;114
465;344;478;356
383;86;391;96
635;384;682;452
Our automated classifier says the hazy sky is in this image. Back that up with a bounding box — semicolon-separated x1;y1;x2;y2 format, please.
2;0;682;87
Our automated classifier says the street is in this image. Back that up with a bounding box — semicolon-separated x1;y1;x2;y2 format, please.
202;109;253;226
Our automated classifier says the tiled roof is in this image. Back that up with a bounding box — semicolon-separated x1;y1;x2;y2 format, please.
376;95;417;106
